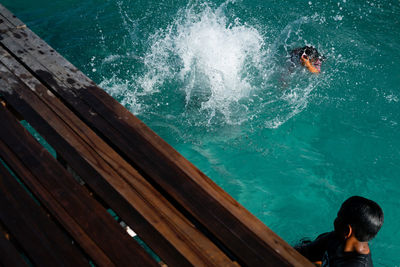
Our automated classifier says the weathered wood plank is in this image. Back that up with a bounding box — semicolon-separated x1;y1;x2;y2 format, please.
0;225;30;267
0;4;25;27
0;47;236;266
0;4;313;266
0;152;88;267
0;105;158;267
0;139;115;267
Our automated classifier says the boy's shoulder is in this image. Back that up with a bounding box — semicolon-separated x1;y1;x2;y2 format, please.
324;244;373;267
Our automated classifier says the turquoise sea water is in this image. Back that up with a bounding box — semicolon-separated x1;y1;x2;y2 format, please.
3;0;399;265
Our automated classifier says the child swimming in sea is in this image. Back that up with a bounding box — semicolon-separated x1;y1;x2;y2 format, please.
295;196;383;267
290;46;325;74
280;45;325;88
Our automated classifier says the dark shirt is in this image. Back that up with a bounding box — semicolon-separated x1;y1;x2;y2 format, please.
295;232;373;267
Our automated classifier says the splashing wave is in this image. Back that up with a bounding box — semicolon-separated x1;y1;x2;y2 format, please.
101;0;325;131
140;1;270;125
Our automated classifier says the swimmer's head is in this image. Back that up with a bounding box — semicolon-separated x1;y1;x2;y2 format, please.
302;46;325;72
334;196;384;242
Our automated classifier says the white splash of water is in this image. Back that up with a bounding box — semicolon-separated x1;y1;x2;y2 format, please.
140;1;269;124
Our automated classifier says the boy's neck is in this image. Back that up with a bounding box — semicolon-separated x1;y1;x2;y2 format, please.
344;236;370;255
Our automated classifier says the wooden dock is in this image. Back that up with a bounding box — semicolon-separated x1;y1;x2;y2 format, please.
0;4;313;267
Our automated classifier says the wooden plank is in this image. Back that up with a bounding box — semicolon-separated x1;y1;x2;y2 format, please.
0;48;236;266
0;226;30;267
0;4;25;27
0;115;114;267
0;106;158;267
0;155;88;267
0;142;115;267
0;6;313;266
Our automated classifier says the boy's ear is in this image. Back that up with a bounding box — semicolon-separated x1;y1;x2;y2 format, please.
345;225;353;239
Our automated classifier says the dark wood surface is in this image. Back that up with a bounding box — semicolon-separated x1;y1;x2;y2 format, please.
0;4;313;266
0;147;88;267
0;105;158;267
0;223;30;267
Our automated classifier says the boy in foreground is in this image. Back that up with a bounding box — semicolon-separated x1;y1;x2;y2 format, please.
295;196;384;267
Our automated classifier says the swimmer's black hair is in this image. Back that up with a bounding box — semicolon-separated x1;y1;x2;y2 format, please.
290;46;326;62
303;46;325;61
335;196;384;242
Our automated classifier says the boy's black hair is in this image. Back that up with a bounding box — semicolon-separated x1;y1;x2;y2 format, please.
290;46;325;61
335;196;384;242
303;46;325;60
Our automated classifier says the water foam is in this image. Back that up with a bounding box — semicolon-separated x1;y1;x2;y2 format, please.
140;1;269;124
